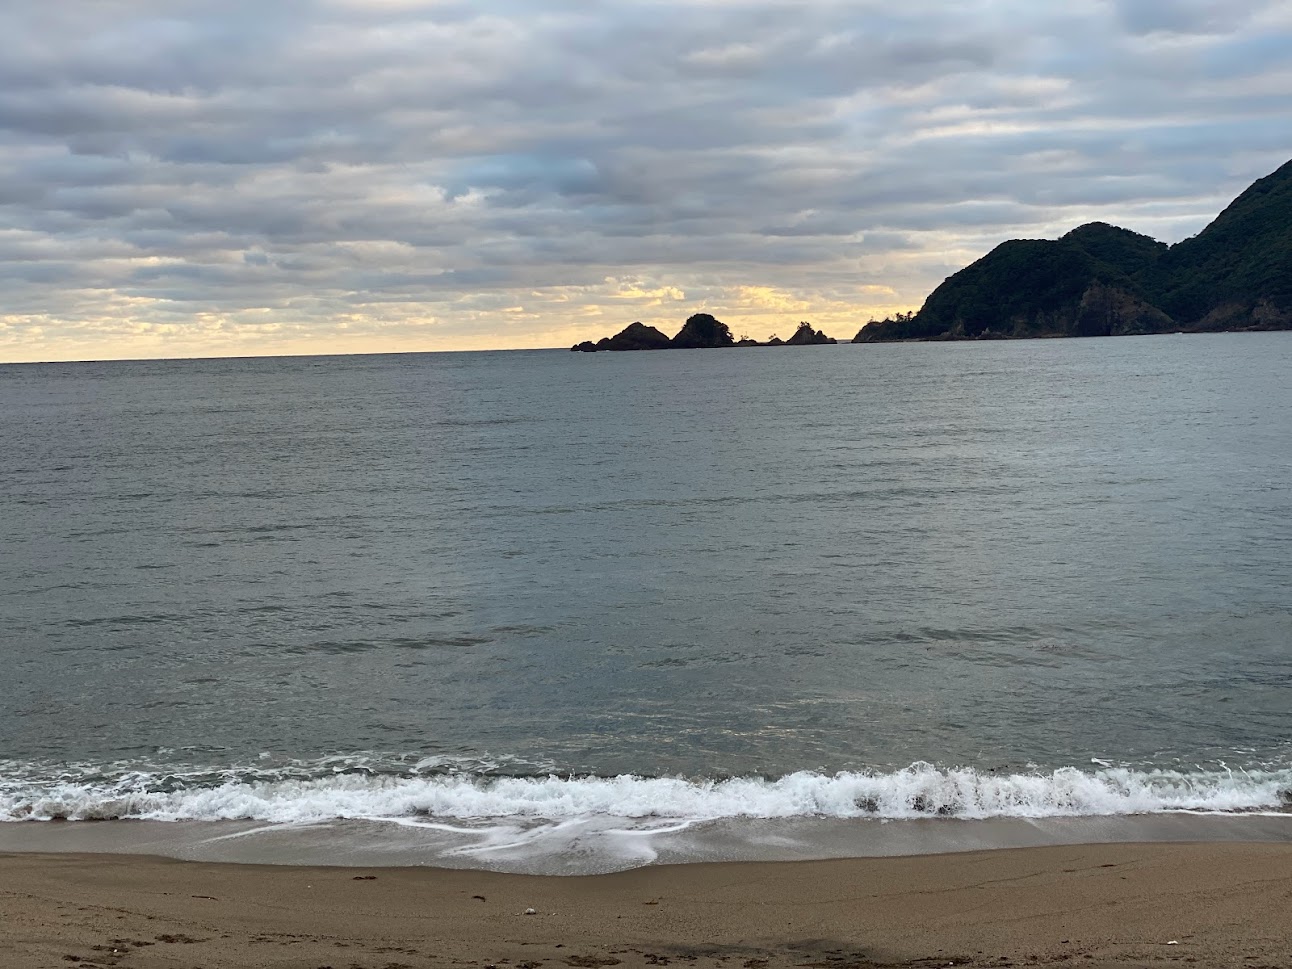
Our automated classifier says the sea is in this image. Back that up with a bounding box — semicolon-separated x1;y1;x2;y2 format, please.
1;333;1290;873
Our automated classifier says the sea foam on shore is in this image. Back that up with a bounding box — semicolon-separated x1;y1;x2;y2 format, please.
3;759;1288;824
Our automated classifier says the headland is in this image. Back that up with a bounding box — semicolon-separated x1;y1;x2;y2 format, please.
854;158;1292;342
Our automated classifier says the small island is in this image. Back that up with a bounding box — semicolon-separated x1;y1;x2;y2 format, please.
573;315;834;352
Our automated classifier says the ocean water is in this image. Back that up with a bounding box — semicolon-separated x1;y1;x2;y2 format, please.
2;334;1290;869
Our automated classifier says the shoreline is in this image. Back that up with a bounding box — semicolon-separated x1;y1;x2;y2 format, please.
2;813;1291;874
4;843;1292;968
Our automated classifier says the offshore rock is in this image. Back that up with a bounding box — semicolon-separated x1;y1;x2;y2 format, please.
603;321;672;351
576;313;835;351
784;321;835;345
570;321;671;352
670;313;736;349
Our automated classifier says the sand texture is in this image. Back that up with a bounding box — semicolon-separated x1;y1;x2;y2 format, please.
3;843;1291;969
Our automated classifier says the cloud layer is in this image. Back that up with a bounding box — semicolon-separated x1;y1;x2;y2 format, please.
2;0;1289;360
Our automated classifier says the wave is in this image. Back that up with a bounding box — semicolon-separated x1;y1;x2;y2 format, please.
2;760;1289;823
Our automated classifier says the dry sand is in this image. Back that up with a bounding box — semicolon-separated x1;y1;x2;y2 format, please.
3;843;1291;969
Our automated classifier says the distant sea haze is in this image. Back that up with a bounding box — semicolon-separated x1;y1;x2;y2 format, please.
2;334;1290;867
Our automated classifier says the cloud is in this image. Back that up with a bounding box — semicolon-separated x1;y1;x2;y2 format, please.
0;0;1289;360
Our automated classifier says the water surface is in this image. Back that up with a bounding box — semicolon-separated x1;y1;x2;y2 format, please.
2;334;1290;866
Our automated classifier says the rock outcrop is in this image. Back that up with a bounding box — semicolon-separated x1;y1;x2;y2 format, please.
784;321;835;345
670;313;736;349
609;322;672;351
573;313;835;352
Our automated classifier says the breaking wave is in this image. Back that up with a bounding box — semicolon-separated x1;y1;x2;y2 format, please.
3;758;1289;823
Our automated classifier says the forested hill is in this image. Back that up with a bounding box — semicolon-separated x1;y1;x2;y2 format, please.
854;159;1292;342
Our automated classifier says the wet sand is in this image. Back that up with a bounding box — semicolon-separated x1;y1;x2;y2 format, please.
4;814;1291;873
4;844;1292;968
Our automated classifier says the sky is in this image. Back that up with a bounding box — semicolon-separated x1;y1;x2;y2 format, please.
2;1;1290;362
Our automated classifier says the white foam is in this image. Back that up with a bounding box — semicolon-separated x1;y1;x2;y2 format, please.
1;760;1288;824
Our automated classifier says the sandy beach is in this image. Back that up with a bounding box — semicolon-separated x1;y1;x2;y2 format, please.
4;843;1291;969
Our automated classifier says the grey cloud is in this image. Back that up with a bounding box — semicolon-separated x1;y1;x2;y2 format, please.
1112;0;1264;36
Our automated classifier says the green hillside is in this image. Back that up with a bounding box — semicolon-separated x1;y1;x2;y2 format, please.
1149;159;1292;327
855;159;1292;342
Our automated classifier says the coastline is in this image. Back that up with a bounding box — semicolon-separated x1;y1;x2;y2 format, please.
5;843;1292;968
2;813;1292;873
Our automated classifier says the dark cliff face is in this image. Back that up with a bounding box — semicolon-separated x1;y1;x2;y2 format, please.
854;159;1292;342
671;313;736;349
